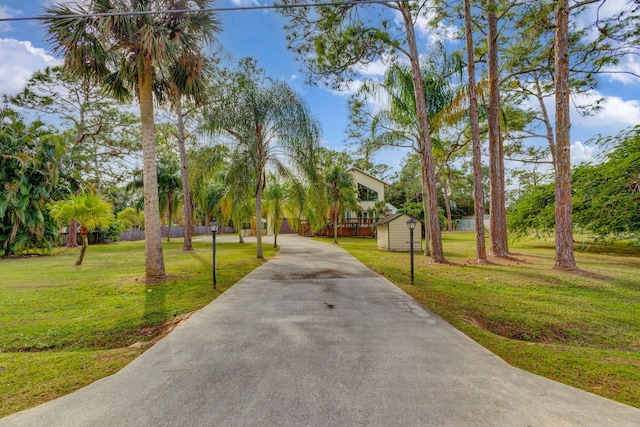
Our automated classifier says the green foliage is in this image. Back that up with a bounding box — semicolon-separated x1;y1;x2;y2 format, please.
263;174;286;238
508;126;640;243
280;1;401;86
116;207;144;231
3;66;141;189
507;182;556;239
202;58;321;256
573;126;640;241
0;110;70;257
50;193;114;232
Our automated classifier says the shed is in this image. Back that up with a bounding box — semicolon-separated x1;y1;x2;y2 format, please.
458;214;490;231
374;213;422;252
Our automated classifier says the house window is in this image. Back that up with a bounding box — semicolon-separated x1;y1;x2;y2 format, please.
358;183;378;201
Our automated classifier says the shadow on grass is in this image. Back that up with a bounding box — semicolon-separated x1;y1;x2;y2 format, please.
141;284;167;331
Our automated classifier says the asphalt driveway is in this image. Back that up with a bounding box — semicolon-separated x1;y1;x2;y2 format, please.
3;234;640;426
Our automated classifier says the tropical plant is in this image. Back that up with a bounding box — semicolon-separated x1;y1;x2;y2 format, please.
281;0;446;262
263;174;286;248
116;207;144;231
348;51;461;257
325;165;358;244
45;0;219;280
202;59;320;258
0;109;73;257
156;156;182;242
50;193;114;265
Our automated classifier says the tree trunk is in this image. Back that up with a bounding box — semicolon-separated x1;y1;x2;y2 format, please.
333;203;339;244
442;178;453;231
554;0;577;271
167;193;173;243
139;61;166;280
66;219;79;248
176;98;194;251
274;232;278;248
75;226;88;266
255;173;264;259
487;0;509;257
420;172;431;256
401;4;444;263
464;0;488;263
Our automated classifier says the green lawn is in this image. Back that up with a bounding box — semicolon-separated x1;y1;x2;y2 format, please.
0;238;275;418
326;233;640;409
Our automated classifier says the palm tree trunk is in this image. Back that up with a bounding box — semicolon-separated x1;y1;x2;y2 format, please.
401;5;444;262
66;219;79;248
554;0;577;271
487;0;509;257
464;0;488;263
442;178;453;231
176;99;194;251
167;194;173;243
256;179;264;259
75;226;88;266
333;204;339;244
139;61;166;279
420;168;431;256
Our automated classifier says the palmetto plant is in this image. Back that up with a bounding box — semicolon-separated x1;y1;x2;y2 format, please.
45;0;219;280
325;165;358;244
50;193;114;266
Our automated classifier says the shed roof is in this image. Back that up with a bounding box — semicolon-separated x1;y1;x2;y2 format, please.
373;213;418;226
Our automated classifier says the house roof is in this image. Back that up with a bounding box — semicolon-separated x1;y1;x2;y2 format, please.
348;167;390;187
373;213;420;226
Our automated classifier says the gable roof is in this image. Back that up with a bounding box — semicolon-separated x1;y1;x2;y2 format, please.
373;213;420;226
348;167;390;187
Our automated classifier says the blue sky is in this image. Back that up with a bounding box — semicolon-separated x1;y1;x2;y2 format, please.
1;0;639;174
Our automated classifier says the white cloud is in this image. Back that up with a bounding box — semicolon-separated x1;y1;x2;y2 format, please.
330;79;364;97
573;90;640;130
290;74;298;81
230;0;260;7
604;55;640;86
0;6;22;33
354;59;388;77
570;141;597;165
0;38;60;95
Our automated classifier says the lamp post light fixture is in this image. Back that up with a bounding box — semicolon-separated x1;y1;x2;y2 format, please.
209;218;220;289
407;218;417;285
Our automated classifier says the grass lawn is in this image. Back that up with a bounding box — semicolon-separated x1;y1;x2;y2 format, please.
0;238;275;418
325;232;640;409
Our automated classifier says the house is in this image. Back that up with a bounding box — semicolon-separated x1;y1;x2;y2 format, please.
297;167;398;237
374;213;422;252
346;167;397;224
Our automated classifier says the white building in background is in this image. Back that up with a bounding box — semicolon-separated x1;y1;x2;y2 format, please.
346;167;397;223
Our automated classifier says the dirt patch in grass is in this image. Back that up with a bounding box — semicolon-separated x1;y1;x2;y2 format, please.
131;311;197;349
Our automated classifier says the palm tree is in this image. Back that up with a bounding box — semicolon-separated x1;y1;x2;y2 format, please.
50;193;114;266
325;165;358;244
165;54;218;251
156;157;182;242
355;50;461;259
203;59;320;258
263;174;286;248
45;0;219;280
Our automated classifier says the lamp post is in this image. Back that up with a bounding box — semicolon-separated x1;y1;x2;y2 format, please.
407;218;417;285
209;218;219;289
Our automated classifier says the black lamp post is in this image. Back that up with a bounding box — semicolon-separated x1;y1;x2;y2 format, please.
209;218;219;289
407;218;417;285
